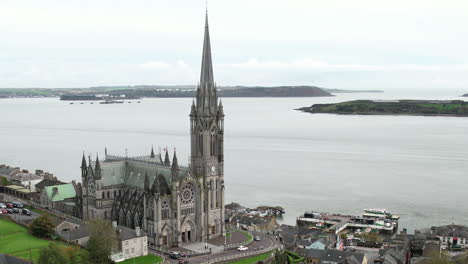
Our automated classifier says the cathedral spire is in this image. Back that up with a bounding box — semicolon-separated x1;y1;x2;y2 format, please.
144;171;150;192
171;149;179;171
195;10;218;113
150;145;155;158
95;154;101;179
81;152;87;169
200;11;214;86
164;148;171;167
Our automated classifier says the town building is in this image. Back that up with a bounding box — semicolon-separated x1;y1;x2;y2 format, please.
115;224;148;260
297;248;367;264
423;224;468;250
40;183;79;216
35;178;64;194
0;165;42;191
77;11;225;248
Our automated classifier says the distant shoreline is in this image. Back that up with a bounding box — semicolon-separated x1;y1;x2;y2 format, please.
0;86;387;99
298;99;468;117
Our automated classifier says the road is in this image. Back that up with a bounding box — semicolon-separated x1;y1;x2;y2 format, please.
159;232;279;264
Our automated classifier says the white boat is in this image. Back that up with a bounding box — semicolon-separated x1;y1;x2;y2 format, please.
364;208;391;216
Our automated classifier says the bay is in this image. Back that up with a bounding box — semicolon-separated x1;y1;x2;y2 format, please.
0;92;467;231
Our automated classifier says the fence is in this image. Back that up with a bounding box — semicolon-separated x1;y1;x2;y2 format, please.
223;229;255;251
149;244;211;257
29;201;87;225
199;244;279;264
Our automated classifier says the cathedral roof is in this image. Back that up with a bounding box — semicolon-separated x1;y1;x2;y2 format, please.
99;154;190;189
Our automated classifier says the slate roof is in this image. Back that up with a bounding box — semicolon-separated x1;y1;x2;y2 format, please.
297;239;313;247
9;173;41;182
100;156;190;189
321;249;365;264
35;179;64;190
60;224;89;241
0;166;18;177
0;254;32;264
433;224;468;239
297;248;325;259
379;248;406;264
117;225;147;241
45;183;76;202
298;249;365;264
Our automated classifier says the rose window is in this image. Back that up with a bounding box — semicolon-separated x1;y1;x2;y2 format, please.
181;185;195;205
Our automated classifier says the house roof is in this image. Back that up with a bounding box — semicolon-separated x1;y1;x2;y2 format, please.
0;254;32;264
297;239;313;247
298;248;325;259
60;224;89;241
9;173;41;182
45;183;76;202
35;179;64;190
0;166;19;177
117;225;147;241
4;185;32;193
321;249;365;264
433;224;468;239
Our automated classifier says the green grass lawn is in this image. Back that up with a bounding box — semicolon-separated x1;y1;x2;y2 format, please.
0;218;67;263
237;230;253;243
229;251;272;264
120;254;163;264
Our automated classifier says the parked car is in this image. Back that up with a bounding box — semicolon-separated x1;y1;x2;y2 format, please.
12;208;19;213
5;203;14;208
0;209;8;214
0;203;6;209
254;236;261;241
22;209;32;216
6;209;13;214
237;246;248;251
12;202;24;208
169;252;181;260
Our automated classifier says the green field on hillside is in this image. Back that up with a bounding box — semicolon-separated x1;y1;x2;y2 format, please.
0;218;66;263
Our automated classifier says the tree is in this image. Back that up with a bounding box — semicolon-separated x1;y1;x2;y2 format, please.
86;220;117;264
38;243;69;264
62;246;90;264
30;214;55;238
271;249;289;264
0;176;9;186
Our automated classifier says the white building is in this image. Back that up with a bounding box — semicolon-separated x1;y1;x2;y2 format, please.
431;224;468;249
112;223;148;261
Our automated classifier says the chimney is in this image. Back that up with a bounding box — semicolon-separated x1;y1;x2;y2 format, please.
136;226;141;237
52;187;59;197
112;221;117;229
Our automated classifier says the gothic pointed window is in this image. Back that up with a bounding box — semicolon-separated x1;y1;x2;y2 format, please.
162;199;170;220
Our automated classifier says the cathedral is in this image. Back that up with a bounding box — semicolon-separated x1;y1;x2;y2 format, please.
78;12;225;247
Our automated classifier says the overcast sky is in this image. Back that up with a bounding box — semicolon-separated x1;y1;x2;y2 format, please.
1;0;468;91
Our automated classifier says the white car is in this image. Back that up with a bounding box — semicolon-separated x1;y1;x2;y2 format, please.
237;246;248;251
0;203;6;209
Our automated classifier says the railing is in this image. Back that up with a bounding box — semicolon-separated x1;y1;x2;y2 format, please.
224;230;254;250
29;201;87;225
148;244;211;257
199;244;279;264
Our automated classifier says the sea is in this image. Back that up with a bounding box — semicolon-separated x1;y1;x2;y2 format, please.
1;91;467;231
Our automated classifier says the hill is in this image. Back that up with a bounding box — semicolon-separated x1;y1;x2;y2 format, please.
298;100;468;117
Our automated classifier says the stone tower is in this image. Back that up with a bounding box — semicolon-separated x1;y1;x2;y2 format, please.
190;11;225;240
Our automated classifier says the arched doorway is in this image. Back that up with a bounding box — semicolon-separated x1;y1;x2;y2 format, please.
181;220;195;243
161;227;171;247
